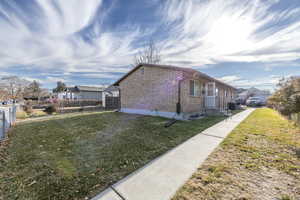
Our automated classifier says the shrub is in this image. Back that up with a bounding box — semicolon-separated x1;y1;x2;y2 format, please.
268;77;300;116
44;105;58;114
16;111;28;119
31;110;47;117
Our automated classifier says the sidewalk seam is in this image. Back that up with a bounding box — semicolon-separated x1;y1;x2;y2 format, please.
110;186;126;200
200;133;225;139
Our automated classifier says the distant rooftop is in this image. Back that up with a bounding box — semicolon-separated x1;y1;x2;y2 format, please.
66;85;105;92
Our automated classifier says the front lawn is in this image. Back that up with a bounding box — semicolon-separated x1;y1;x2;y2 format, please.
173;108;300;200
0;111;227;200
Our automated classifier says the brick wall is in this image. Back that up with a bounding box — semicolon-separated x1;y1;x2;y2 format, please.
119;65;236;114
119;66;180;113
180;79;205;113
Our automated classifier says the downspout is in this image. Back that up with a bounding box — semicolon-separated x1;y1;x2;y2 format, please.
165;79;183;128
176;79;183;114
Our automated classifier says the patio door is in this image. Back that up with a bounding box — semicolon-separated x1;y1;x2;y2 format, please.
205;82;216;108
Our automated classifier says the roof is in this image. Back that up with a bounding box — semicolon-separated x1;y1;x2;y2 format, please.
104;85;119;92
113;63;236;90
66;86;105;92
76;86;105;92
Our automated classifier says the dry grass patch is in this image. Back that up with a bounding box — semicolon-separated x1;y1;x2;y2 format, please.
173;108;300;200
16;109;47;120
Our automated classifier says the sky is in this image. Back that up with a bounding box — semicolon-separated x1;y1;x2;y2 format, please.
0;0;299;91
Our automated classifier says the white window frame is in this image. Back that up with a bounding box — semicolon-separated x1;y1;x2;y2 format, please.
190;80;201;97
206;82;215;97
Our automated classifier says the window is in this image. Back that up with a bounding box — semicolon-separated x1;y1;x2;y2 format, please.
190;80;201;96
207;83;214;96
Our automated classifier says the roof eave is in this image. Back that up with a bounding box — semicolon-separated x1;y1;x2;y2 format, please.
112;63;236;90
113;64;143;86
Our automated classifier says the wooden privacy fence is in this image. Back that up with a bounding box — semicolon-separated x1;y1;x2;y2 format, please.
105;96;120;109
0;105;17;141
32;100;102;109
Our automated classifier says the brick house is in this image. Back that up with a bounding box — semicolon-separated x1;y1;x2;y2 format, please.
113;64;236;119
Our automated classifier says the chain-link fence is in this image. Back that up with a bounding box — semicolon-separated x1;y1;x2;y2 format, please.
0;105;17;140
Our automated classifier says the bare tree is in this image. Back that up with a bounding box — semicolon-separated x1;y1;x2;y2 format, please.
24;80;42;100
0;76;31;100
0;89;9;101
134;40;162;66
53;81;66;93
5;79;20;100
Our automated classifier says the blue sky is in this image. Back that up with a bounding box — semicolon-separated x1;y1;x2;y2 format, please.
0;0;299;90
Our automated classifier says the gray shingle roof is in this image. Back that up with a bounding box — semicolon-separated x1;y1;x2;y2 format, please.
65;86;105;92
75;86;105;92
113;63;236;90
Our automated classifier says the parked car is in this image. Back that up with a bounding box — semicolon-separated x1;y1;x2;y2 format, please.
235;97;246;105
246;97;264;107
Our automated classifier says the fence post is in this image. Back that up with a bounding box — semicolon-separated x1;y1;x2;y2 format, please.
9;107;12;127
2;111;5;140
13;105;16;123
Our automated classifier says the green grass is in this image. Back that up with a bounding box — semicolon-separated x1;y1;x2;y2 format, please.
0;111;228;200
173;108;300;200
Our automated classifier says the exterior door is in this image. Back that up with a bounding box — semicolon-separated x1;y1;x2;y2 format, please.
205;82;216;108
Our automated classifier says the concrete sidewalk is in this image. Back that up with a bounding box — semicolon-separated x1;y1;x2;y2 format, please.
92;108;255;200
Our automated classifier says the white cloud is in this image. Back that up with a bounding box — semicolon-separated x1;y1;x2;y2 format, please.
0;0;299;88
23;77;45;84
218;75;242;83
0;0;139;73
157;0;300;66
37;0;101;36
80;73;121;79
218;74;286;90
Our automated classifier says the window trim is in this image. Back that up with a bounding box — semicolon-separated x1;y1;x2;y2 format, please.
189;80;201;97
206;82;215;97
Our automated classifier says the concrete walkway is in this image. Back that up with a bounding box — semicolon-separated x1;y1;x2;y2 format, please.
92;108;255;200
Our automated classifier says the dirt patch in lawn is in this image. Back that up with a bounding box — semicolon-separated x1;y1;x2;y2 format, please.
173;108;300;200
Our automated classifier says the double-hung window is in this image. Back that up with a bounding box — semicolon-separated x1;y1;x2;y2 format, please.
190;80;201;97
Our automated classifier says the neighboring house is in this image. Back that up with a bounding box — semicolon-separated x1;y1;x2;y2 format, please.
104;86;119;97
112;64;236;120
102;86;120;108
57;86;104;101
237;87;271;103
